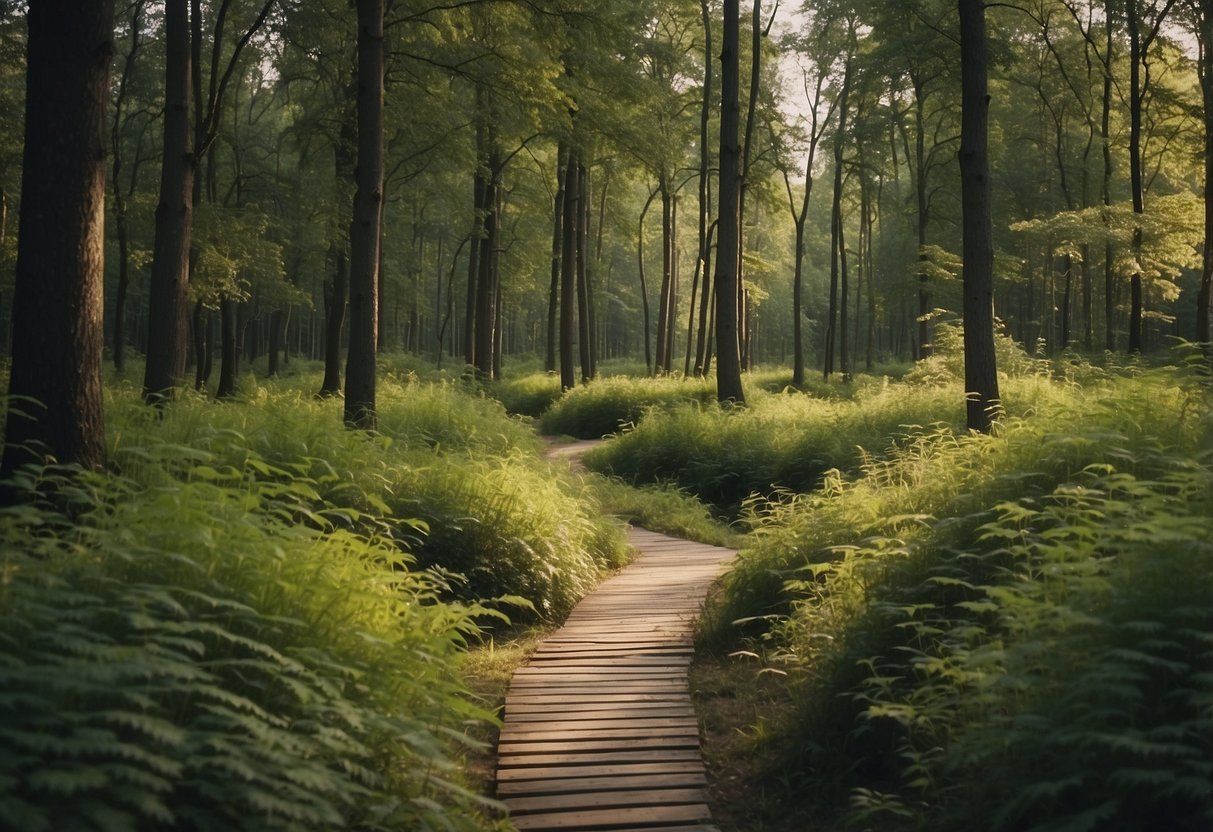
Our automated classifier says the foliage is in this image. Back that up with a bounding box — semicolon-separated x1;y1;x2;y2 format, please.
706;365;1212;830
538;374;719;439
0;462;502;832
587;476;741;549
583;379;979;516
106;372;626;623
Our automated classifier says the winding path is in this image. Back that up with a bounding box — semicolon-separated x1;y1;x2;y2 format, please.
495;526;737;831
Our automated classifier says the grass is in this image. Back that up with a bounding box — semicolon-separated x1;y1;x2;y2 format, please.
691;357;1213;831
0;365;635;830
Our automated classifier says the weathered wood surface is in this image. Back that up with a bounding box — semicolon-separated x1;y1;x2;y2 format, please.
496;527;736;831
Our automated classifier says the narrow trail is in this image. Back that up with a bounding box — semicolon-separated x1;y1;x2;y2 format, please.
496;441;737;831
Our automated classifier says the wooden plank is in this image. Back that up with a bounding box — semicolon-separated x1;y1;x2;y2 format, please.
510;803;713;831
498;749;702;767
507;788;709;814
496;771;707;797
495;760;706;782
496;527;737;830
494;742;703;761
500;719;698;738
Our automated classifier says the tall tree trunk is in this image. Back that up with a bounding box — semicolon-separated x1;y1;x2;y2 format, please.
715;0;745;405
143;0;194;404
1199;0;1213;345
637;188;657;375
111;1;145;374
465;166;484;368
192;299;208;389
475;153;500;379
546;143;566;372
655;181;672;374
824;57;852;380
1128;0;1145;354
216;297;238;398
2;0;113;477
577;162;595;381
959;0;1000;433
318;248;347;396
560;148;580;390
344;0;384;429
1102;8;1116;352
579;164;594;380
913;78;932;359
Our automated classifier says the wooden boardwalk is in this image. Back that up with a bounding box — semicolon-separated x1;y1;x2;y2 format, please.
496;528;737;831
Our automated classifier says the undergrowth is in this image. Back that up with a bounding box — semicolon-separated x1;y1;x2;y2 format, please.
702;361;1213;831
0;462;503;831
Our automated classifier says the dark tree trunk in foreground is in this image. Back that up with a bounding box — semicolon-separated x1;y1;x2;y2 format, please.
715;0;745;405
143;0;194;404
344;0;384;429
2;0;114;478
959;0;1000;433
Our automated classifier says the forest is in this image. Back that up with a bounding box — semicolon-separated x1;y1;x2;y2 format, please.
0;0;1210;830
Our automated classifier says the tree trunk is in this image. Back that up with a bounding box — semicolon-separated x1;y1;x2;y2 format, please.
216;297;239;398
318;249;347;396
577;162;594;382
560;148;579;390
192;299;208;389
715;0;745;405
655;182;672;374
475;154;500;379
637;188;656;375
1;0;113;477
546;143;566;372
143;0;193;404
465;166;484;369
959;0;1000;433
1128;0;1145;354
1199;0;1213;345
343;0;384;429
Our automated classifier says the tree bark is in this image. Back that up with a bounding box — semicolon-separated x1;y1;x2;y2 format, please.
318;248;347;396
344;0;384;429
959;0;1000;433
143;0;194;404
1199;0;1213;345
546;143;566;372
1128;0;1145;353
1;0;113;477
560;148;579;390
577;162;593;382
715;0;745;405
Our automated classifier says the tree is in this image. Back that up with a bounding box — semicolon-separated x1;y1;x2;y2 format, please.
142;0;194;404
959;0;1000;433
715;0;745;404
344;0;384;429
1;0;114;477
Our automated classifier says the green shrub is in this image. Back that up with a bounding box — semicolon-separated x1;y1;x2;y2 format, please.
584;381;983;516
0;463;501;832
714;368;1212;830
106;374;624;622
491;372;562;418
538;375;719;439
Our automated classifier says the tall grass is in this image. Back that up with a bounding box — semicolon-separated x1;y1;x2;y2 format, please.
707;365;1212;830
0;368;633;830
107;375;626;622
0;462;502;831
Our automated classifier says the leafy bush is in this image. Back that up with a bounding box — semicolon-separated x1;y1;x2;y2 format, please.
491;372;562;418
0;463;501;832
711;368;1212;830
107;375;625;623
538;375;719;438
584;381;987;516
